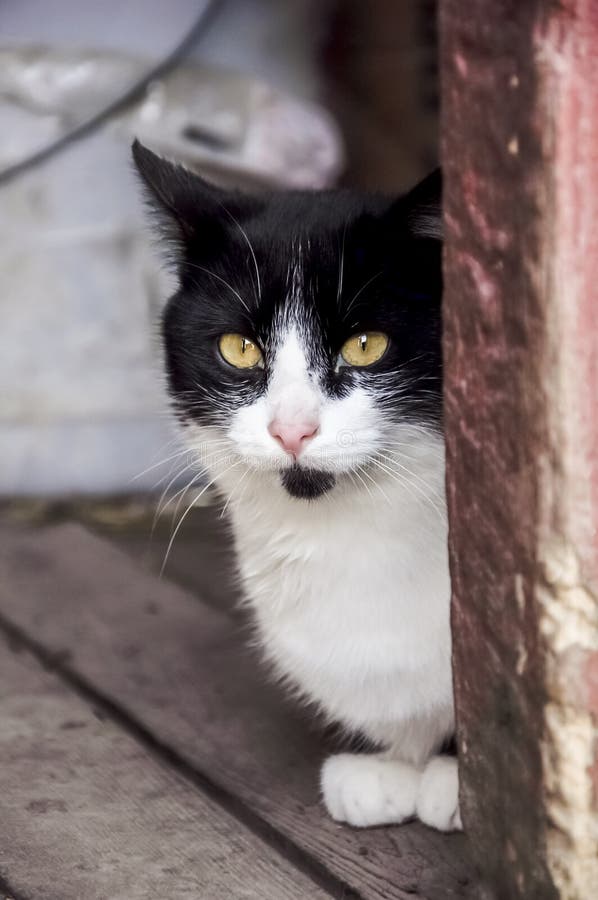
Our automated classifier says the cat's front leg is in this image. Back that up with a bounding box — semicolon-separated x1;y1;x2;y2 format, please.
320;753;461;831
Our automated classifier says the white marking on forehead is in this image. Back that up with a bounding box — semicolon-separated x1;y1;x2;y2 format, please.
267;326;321;423
288;238;303;309
273;237;312;343
337;222;347;306
270;327;309;383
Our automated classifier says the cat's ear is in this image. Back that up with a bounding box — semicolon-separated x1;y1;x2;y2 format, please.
392;169;443;241
131;139;259;259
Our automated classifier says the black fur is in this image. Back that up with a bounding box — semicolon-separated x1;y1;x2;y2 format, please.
281;466;336;500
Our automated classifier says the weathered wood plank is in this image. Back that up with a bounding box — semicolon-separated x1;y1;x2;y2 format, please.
440;1;598;897
0;523;474;899
98;502;242;614
0;638;329;900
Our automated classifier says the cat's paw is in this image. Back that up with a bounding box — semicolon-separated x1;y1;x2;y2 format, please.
416;755;462;831
321;753;420;827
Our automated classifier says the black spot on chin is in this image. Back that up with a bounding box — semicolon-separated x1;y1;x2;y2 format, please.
281;466;336;499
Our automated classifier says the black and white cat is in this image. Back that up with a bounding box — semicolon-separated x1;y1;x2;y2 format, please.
133;140;460;832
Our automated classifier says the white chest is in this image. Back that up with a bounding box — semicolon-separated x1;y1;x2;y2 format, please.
229;478;453;737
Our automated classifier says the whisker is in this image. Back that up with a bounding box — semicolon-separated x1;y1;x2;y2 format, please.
355;464;392;506
151;456;207;538
147;454;191;493
234;467;253;510
350;466;376;503
162;448;233;522
160;459;243;576
343;270;383;319
377;449;445;493
220;466;250;518
186;262;250;313
167;469;208;522
369;457;446;524
129;446;190;483
220;205;261;303
337;221;347;306
375;440;444;460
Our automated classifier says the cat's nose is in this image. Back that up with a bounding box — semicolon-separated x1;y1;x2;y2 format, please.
268;419;319;458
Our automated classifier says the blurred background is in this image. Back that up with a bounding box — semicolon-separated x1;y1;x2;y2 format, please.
1;0;438;578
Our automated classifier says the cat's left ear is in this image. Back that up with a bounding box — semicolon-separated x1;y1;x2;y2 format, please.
392;169;443;241
131;139;261;260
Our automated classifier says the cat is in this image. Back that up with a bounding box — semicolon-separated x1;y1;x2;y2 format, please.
133;139;460;832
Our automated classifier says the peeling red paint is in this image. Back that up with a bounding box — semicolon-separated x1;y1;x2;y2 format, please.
461;169;510;249
590;743;598;806
556;646;598;717
584;650;598;718
454;51;468;77
538;1;598;589
441;1;598;896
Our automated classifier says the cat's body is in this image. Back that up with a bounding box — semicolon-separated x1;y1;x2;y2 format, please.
220;434;452;757
134;140;461;831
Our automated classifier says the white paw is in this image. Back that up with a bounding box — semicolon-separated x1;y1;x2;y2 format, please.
321;753;421;827
416;755;462;831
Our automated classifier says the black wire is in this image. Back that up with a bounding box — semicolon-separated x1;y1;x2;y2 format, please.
0;0;220;186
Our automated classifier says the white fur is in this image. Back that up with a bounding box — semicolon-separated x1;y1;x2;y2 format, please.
183;321;461;832
322;753;460;830
321;753;421;827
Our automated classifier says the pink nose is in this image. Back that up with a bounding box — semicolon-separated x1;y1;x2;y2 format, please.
268;420;319;458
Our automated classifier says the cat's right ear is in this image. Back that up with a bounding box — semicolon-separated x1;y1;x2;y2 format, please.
402;169;442;241
131;139;257;262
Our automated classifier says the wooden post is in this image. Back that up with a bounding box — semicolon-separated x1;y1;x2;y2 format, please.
440;2;598;898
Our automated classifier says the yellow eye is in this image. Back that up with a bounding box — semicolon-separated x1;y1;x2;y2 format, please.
218;333;263;369
340;332;389;367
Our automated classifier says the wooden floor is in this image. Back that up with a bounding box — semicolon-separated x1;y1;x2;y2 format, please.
0;511;475;900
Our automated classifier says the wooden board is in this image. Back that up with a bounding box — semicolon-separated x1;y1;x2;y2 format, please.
0;640;328;900
0;524;474;899
440;2;598;897
97;502;242;615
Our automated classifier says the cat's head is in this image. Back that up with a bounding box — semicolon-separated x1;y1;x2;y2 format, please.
133;140;442;501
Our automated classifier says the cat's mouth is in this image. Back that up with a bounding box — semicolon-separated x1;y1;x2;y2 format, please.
280;465;336;500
